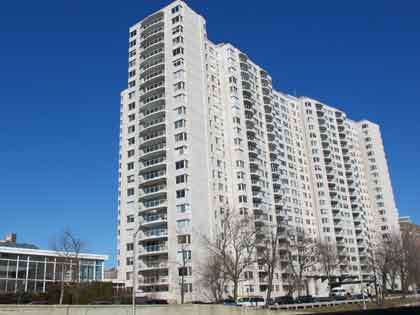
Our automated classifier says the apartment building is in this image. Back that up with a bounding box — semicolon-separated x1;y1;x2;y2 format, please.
117;0;400;302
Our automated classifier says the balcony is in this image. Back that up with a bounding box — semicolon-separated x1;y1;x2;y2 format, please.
141;23;164;40
140;51;165;72
140;276;169;286
139;156;166;172
140;129;166;147
141;213;167;227
139;261;168;271
141;12;164;30
140;41;164;59
139;117;166;135
140;56;164;72
139;142;166;160
139;185;167;200
140;66;165;85
139;170;166;186
139;229;168;242
139;246;168;257
140;198;167;212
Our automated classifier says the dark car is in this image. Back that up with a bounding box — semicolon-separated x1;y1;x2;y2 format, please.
295;295;315;304
222;298;238;306
274;295;294;305
317;296;334;302
144;299;168;304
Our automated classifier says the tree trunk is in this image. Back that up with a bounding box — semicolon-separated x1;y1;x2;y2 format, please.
266;268;273;306
233;280;239;301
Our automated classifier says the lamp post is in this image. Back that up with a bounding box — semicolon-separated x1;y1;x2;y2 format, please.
132;226;142;315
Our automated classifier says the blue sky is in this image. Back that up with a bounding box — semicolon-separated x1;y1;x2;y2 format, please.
0;0;419;266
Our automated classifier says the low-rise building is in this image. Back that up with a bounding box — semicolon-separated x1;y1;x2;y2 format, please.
0;234;108;294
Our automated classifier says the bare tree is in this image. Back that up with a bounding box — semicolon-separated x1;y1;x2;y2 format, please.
316;240;339;296
285;229;318;297
366;234;401;304
257;223;280;305
50;229;84;304
197;253;226;302
201;210;258;300
398;228;420;297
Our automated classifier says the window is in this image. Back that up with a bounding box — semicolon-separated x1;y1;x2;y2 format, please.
126;257;134;265
128;150;135;158
127;188;135;196
130;30;137;38
176;189;186;198
175;106;186;115
176;203;191;213
175;132;187;142
176;219;191;231
171;5;182;14
172;25;183;35
176;160;188;169
127;215;135;223
128;137;135;145
173;36;184;45
128;114;135;121
175;145;187;156
129;50;136;57
178;234;191;244
127;162;134;170
128;102;136;110
127;175;135;183
128;80;136;88
129;40;136;47
128;125;135;133
175;119;186;129
176;174;188;184
174;81;185;91
173;58;184;67
172;47;184;56
172;15;183;24
126;243;134;251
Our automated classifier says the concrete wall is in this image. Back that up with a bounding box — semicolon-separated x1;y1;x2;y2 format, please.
0;305;277;315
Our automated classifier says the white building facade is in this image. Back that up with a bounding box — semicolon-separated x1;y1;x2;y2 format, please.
117;0;399;302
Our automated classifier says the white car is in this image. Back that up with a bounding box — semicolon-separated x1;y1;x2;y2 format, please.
237;296;265;307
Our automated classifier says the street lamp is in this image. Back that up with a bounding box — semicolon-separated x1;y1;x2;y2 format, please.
132;226;142;315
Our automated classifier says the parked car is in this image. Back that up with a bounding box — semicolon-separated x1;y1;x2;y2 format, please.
222;298;238;306
237;296;265;307
295;295;315;304
316;296;334;302
274;295;294;305
331;287;347;298
143;299;168;304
